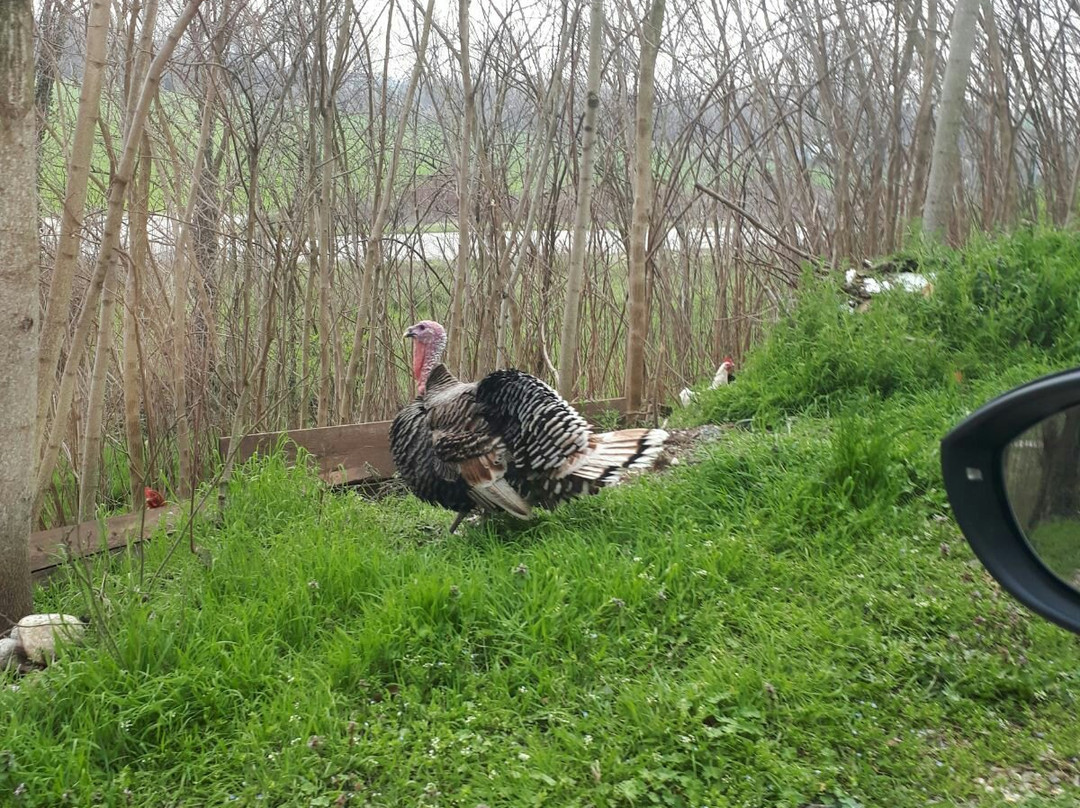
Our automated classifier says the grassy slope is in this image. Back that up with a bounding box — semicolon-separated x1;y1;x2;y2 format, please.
4;229;1080;807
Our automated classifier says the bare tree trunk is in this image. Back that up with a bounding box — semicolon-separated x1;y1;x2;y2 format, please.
120;1;159;510
448;0;475;375
301;100;319;429
557;0;604;399
980;0;1015;228
78;255;120;521
0;0;37;631
314;0;351;426
174;74;219;497
908;0;939;218
624;0;665;414
922;0;980;240
35;0;111;454
1066;156;1080;229
1031;409;1080;528
253;241;279;428
189;15;232;435
316;105;334;428
123;141;151;508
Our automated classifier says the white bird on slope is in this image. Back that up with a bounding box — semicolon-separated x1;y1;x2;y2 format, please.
678;356;736;408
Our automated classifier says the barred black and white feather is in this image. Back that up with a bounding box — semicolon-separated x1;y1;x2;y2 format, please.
390;363;669;526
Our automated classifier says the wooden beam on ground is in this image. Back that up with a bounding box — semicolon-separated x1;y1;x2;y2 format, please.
29;505;180;576
577;397;628;420
220;419;396;484
220;398;629;486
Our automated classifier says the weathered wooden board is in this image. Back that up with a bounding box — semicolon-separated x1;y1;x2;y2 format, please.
29;505;180;575
220;420;397;482
578;398;629;420
220;398;628;485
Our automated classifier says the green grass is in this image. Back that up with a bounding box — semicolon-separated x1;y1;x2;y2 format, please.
1027;520;1080;586
676;227;1080;425
5;228;1080;806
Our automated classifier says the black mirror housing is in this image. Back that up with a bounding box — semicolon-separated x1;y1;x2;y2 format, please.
941;366;1080;636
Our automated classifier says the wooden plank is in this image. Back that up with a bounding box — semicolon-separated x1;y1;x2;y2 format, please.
220;398;628;485
578;397;628;419
221;420;395;483
29;505;180;575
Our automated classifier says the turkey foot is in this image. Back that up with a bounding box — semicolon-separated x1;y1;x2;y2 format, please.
448;511;471;533
448;511;486;533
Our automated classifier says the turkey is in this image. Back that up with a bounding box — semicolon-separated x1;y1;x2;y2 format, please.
389;320;669;531
678;356;736;407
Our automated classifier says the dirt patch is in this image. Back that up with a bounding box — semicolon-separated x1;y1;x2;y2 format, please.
652;423;746;472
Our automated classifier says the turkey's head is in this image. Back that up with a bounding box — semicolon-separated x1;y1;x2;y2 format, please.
404;320;447;394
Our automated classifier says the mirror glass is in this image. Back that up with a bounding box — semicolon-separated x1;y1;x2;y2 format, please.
1003;404;1080;591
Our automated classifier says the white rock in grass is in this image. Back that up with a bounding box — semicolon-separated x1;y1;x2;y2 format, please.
0;637;20;670
16;614;86;665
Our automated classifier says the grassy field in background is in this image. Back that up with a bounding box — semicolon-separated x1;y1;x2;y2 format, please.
4;229;1080;806
39;79;724;220
39;81;453;217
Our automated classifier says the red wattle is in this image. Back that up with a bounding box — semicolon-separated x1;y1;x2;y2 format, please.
412;341;427;392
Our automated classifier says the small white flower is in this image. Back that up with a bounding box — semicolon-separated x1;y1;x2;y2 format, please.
518;752;531;761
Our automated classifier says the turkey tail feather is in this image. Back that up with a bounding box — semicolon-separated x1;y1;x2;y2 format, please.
573;428;668;485
469;477;533;519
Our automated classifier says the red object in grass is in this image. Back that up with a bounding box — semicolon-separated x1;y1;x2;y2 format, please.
144;487;167;509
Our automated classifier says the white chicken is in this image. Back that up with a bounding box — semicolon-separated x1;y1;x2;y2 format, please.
678;356;736;407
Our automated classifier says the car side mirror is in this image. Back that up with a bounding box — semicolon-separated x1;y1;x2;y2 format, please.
942;367;1080;636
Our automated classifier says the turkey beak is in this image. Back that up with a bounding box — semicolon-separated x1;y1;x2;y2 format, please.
404;327;416;340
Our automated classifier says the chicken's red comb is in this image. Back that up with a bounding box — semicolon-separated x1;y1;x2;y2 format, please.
722;355;735;366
